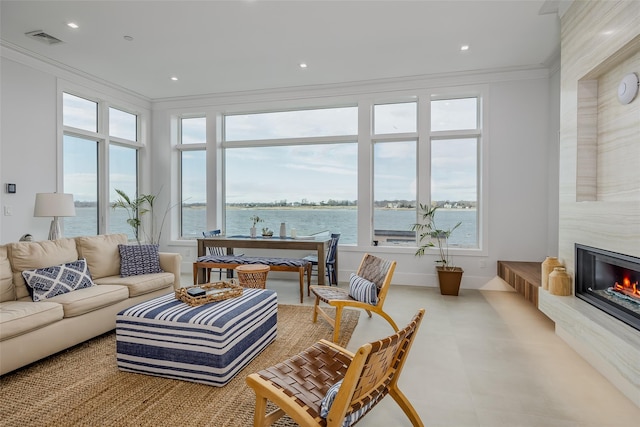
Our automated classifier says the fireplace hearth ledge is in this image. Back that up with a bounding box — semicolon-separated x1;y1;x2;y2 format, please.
539;289;640;408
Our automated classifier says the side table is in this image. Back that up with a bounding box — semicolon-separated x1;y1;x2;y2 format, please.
236;264;270;289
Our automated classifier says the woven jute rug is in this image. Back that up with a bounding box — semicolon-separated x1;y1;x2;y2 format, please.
0;305;360;427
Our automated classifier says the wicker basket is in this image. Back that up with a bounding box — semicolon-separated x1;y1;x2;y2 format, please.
236;264;270;289
175;280;243;307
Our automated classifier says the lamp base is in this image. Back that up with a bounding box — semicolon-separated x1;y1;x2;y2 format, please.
48;217;61;240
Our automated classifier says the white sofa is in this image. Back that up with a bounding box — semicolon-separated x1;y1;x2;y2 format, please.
0;234;182;375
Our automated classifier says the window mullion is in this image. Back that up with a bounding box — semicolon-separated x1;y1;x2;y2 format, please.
417;95;431;207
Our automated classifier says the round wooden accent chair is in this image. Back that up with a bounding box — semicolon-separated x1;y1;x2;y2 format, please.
236;264;270;289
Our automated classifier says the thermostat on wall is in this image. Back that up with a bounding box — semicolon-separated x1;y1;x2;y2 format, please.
6;183;16;194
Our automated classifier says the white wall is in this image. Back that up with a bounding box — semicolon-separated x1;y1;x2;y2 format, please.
1;57;58;242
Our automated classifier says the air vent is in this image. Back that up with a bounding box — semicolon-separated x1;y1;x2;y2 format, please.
25;30;63;45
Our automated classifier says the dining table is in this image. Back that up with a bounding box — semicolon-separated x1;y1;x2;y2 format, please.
196;235;334;285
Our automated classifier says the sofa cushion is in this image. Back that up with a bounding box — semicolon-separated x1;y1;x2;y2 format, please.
46;284;129;318
118;244;163;277
0;246;15;302
0;300;64;341
76;234;128;280
94;272;174;297
22;259;96;302
8;238;79;300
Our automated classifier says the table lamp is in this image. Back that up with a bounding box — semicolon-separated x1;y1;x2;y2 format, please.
34;193;76;240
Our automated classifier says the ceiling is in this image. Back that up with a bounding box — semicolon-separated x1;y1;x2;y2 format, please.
0;1;562;100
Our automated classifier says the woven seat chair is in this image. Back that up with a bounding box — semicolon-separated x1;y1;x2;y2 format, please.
246;309;425;427
310;254;398;343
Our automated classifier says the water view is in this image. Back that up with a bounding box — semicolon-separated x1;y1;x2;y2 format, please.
65;206;477;247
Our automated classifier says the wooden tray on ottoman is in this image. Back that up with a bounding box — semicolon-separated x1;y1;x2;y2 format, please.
175;280;243;306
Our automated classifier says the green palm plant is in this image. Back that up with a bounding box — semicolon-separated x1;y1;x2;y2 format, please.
111;189;175;245
111;189;148;244
411;203;461;270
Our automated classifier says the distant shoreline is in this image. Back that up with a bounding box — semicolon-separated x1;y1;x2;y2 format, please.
81;204;477;212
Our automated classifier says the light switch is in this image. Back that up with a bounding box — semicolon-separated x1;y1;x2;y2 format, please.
4;206;13;216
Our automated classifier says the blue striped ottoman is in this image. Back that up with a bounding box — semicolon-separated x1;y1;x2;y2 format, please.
116;288;277;386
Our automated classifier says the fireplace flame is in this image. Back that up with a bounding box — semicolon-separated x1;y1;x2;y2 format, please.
612;277;640;299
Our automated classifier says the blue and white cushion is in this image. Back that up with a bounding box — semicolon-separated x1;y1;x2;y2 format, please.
320;380;342;417
348;273;378;305
319;379;377;426
22;258;95;301
118;244;163;277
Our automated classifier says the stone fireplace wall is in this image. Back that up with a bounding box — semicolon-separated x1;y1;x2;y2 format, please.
539;0;640;407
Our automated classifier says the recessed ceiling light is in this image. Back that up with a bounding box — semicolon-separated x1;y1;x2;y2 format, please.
170;77;178;81
67;22;79;29
299;63;308;69
460;45;470;52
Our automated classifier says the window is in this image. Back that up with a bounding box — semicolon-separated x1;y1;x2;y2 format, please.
429;97;479;248
181;151;206;238
373;102;417;134
109;107;137;141
225;144;358;241
181;117;206;144
63;135;98;237
372;102;418;247
63;93;97;132
223;107;358;243
62;91;140;238
431;98;478;131
109;145;138;238
373;140;417;246
225;107;357;141
178;94;482;249
179;117;206;238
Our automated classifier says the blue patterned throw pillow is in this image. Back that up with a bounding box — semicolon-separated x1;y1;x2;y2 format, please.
118;244;163;277
348;273;378;305
22;258;95;302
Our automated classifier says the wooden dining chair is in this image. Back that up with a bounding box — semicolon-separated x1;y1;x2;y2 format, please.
303;233;340;286
246;309;425;427
310;253;398;343
202;230;225;280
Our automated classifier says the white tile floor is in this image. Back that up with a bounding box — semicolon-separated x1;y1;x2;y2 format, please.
186;274;640;426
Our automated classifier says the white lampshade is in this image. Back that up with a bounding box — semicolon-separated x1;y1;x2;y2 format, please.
34;193;76;218
34;193;76;240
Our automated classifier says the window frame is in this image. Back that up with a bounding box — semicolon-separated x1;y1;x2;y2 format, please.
58;83;145;238
173;88;487;255
176;114;208;238
219;104;360;242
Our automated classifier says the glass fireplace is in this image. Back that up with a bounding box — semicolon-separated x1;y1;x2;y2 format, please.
575;244;640;331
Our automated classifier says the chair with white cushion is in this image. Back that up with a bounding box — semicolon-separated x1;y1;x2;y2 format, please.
310;253;398;343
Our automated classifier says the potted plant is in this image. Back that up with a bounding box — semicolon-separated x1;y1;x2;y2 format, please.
261;227;274;238
250;215;263;238
411;203;463;295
